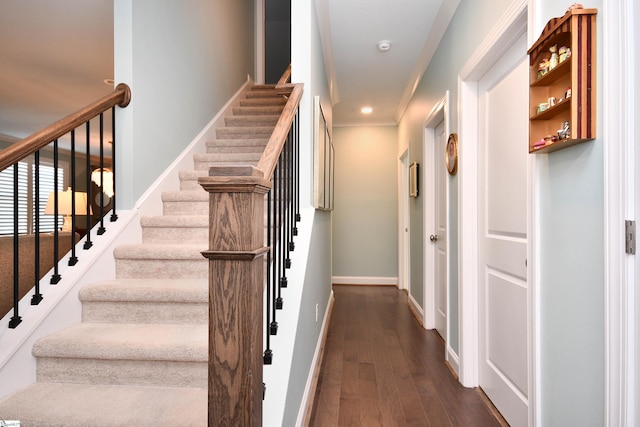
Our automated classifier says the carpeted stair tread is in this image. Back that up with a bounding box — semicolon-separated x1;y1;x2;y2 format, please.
79;279;208;303
32;323;207;361
113;243;206;260
0;382;206;427
206;138;269;147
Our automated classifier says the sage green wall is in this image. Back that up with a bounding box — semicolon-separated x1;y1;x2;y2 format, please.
332;125;399;279
536;1;605;424
398;0;512;354
115;0;255;208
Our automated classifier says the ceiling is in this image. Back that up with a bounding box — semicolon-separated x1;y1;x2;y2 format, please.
0;0;113;145
318;0;460;127
0;0;460;143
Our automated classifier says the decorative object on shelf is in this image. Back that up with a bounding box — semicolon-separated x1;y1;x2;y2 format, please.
559;46;571;62
45;188;92;232
527;7;596;153
549;45;559;70
409;162;419;197
557;120;571;140
446;133;458;175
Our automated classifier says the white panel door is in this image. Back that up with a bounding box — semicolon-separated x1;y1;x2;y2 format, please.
434;120;447;339
477;33;529;426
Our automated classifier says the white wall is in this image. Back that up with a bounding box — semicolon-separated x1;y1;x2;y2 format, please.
114;0;255;208
332;125;399;282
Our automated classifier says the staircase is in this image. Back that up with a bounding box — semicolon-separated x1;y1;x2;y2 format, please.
0;85;287;426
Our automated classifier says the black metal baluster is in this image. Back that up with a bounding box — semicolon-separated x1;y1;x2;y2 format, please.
110;106;118;222
97;113;106;235
286;131;295;255
263;189;273;364
69;130;78;266
271;163;280;333
50;140;61;284
294;110;301;225
284;134;292;268
84;121;93;250
279;153;288;290
9;164;22;328
31;152;43;306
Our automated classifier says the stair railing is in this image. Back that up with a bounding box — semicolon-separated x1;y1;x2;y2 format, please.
199;81;303;426
0;84;131;329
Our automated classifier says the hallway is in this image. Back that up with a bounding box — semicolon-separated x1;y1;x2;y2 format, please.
309;285;505;426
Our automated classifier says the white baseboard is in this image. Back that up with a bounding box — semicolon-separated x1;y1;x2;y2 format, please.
407;292;425;326
295;290;335;427
332;276;398;286
446;345;460;377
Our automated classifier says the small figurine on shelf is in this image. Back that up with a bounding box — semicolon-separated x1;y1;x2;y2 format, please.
567;3;584;11
549;45;559;69
565;87;572;99
559;46;571;62
557;121;571;140
538;58;550;78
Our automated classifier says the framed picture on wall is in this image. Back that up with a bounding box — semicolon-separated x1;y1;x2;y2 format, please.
409;162;419;197
313;96;335;210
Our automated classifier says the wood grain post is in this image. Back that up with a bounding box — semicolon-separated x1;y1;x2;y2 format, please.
199;166;271;427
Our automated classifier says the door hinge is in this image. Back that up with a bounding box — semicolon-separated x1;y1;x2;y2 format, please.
625;220;636;254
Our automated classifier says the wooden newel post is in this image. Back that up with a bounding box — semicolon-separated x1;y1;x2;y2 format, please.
199;166;271;427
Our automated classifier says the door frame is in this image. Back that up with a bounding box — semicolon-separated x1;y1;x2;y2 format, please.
603;0;637;424
423;92;455;366
398;149;410;291
457;0;533;421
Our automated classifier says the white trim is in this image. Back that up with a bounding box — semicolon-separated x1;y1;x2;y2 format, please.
408;292;425;323
331;276;398;286
603;0;637;425
295;291;335;427
398;150;410;291
457;0;528;394
422;92;450;333
255;0;265;84
447;344;460;376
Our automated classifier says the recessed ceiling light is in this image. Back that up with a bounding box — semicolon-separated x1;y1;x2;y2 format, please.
361;107;373;114
377;40;391;52
103;78;115;86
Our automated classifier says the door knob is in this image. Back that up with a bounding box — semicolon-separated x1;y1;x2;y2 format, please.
429;234;438;242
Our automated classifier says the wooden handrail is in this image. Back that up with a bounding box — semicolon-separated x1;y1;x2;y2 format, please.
276;64;292;88
256;83;303;181
0;83;131;173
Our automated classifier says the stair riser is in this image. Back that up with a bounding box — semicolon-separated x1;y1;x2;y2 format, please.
37;358;207;389
141;226;208;244
116;259;208;279
239;98;287;107
233;106;284;116
194;160;259;170
216;128;273;139
163;200;209;216
206;145;265;154
224;116;279;127
82;301;207;325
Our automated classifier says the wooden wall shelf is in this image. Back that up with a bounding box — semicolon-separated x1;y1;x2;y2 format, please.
528;8;597;153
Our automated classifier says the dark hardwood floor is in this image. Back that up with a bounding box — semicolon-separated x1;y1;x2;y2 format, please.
309;285;505;427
